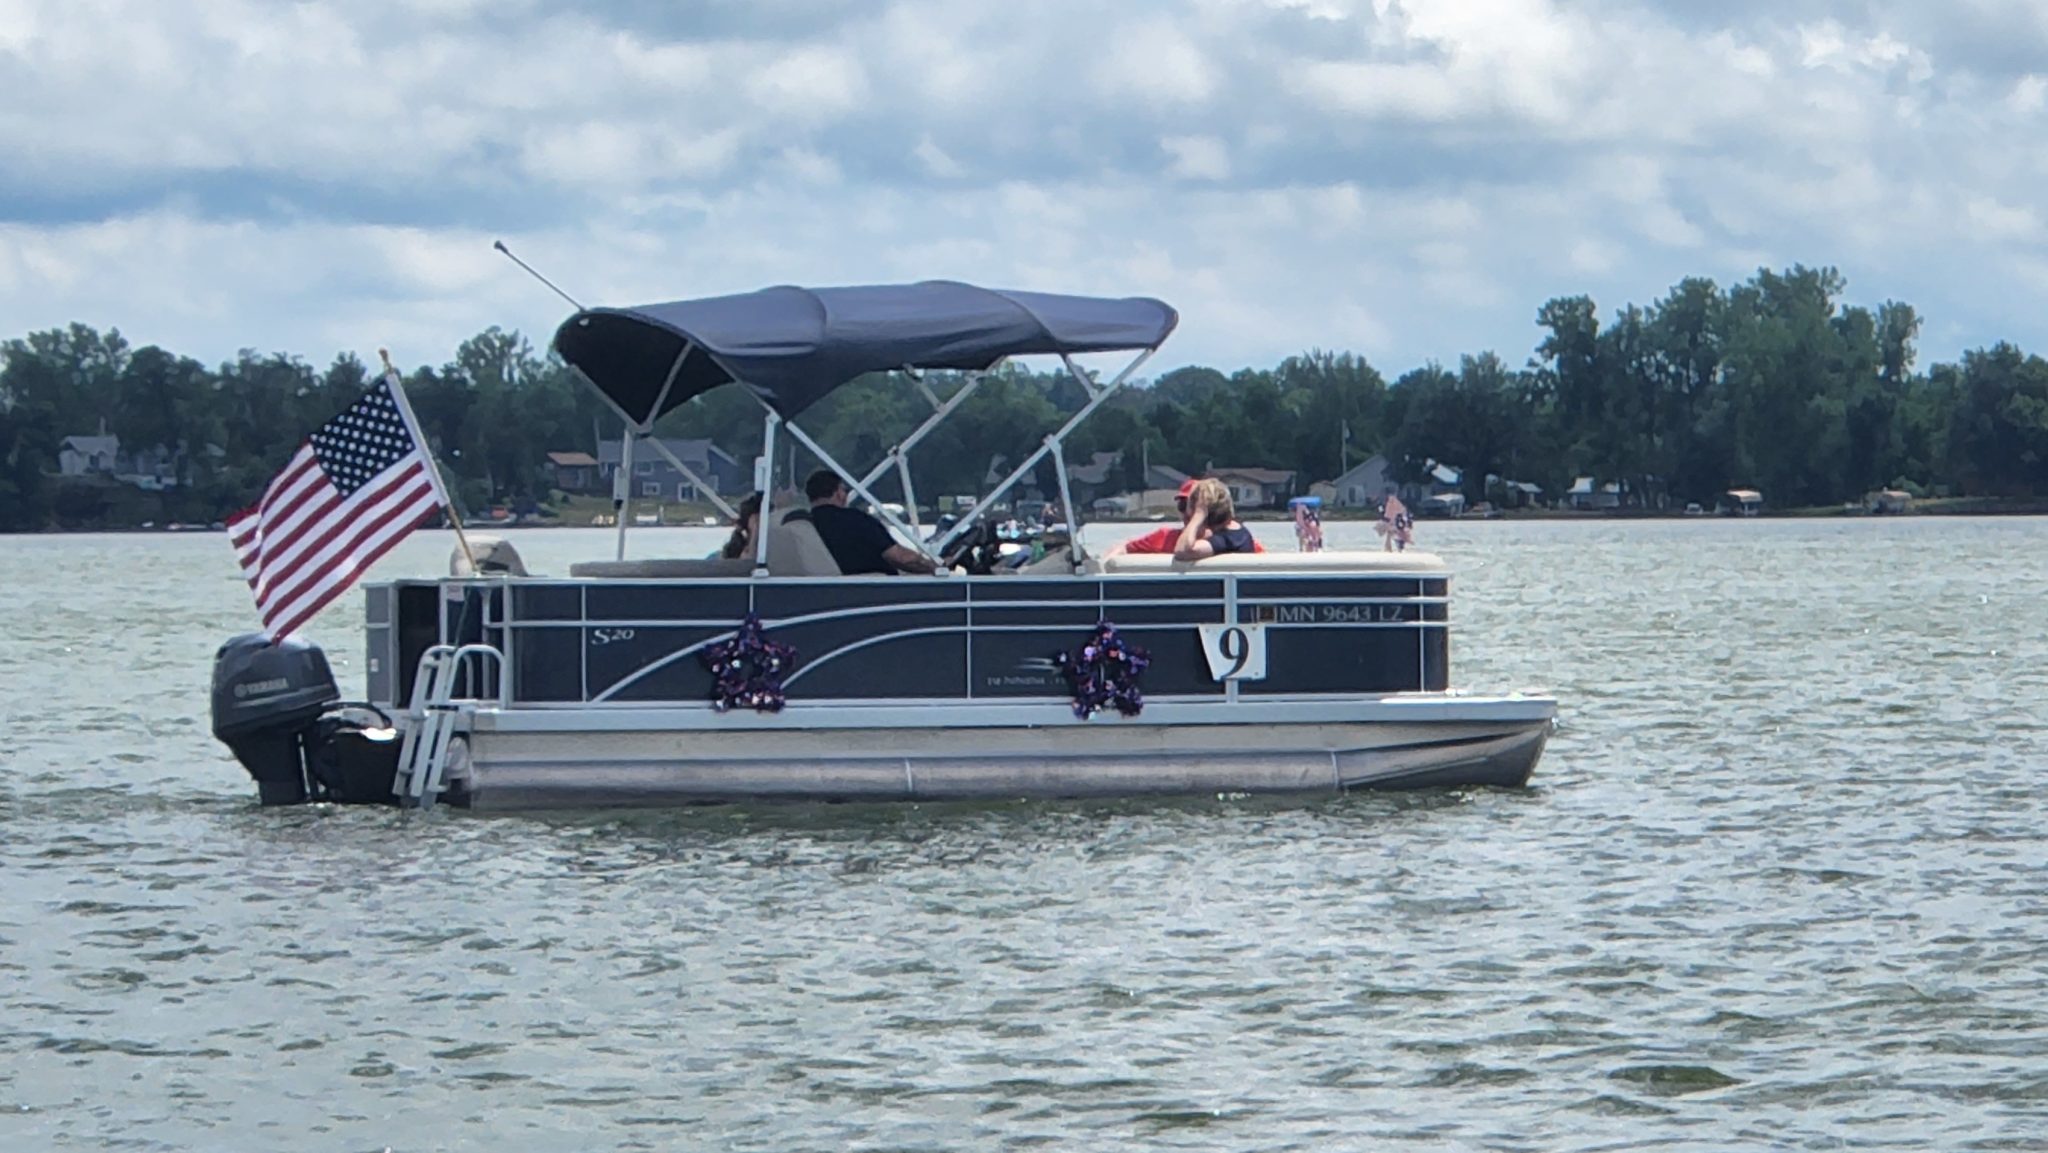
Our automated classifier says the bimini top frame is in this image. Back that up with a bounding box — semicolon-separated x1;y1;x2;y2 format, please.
551;281;1178;569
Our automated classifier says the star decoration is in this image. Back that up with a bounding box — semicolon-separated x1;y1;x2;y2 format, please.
701;613;799;713
1054;621;1149;719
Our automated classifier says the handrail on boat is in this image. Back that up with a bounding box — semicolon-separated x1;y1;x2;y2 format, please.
391;643;508;808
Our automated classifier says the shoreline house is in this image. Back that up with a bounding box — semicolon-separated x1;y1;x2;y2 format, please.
1210;466;1297;509
594;437;747;502
545;451;602;494
1320;454;1396;508
1398;460;1463;507
57;432;183;491
1143;463;1188;492
1567;476;1622;510
1132;463;1192;515
1717;489;1764;516
1065;451;1125;507
1486;474;1545;509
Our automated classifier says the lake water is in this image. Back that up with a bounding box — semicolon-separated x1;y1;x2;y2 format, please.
2;518;2045;1151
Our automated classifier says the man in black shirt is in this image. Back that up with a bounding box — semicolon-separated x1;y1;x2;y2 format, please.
799;469;938;575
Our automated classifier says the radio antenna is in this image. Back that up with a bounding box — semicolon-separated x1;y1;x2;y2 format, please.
493;240;586;311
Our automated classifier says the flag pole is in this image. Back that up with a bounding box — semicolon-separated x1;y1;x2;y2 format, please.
380;349;480;574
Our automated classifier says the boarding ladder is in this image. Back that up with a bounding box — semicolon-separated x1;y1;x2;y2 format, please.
392;643;505;809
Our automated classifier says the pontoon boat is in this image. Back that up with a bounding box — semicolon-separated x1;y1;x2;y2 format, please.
209;282;1555;809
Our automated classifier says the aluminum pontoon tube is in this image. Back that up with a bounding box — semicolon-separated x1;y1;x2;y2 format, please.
451;719;1551;809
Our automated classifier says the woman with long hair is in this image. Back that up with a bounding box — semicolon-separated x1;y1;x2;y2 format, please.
718;492;764;560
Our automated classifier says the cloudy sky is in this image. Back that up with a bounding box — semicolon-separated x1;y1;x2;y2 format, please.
4;0;2047;379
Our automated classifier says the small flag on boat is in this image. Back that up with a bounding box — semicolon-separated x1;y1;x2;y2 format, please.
226;370;447;639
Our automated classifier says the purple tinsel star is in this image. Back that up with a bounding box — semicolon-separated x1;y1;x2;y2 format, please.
701;613;799;713
1054;621;1150;719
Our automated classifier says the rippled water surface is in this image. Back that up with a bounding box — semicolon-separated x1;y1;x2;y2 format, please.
3;519;2045;1151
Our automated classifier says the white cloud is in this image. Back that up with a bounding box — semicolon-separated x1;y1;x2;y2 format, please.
1161;135;1232;180
745;44;870;122
1963;195;2040;242
0;0;39;53
2010;74;2048;113
1569;237;1622;274
3;0;2048;384
1092;18;1218;105
913;134;966;178
777;147;844;186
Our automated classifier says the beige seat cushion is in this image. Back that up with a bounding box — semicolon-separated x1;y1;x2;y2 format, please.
1097;549;1448;575
766;518;842;577
568;556;754;579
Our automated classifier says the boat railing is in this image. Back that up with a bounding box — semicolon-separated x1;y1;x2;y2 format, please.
391;643;506;808
505;548;1449;582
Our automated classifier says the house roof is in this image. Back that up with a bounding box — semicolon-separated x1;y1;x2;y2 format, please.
1067;450;1123;485
1568;476;1595;495
1143;464;1188;488
1330;453;1388;487
1210;466;1296;485
1428;462;1462;485
62;434;120;455
596;437;737;469
547;451;600;466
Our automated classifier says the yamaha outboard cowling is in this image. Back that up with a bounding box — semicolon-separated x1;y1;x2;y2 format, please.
211;633;339;804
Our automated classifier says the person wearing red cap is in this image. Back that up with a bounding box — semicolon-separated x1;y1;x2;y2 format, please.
1105;477;1263;556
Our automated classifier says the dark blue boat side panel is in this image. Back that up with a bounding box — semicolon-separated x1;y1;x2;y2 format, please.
1106;578;1223;603
373;571;1451;709
1241;629;1430;695
1101;625;1219;697
510;584;581;622
586;583;752;622
790;625;969;699
583;624;733;702
980;578;1102;603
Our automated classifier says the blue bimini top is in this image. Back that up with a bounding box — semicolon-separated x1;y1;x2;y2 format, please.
553;280;1178;424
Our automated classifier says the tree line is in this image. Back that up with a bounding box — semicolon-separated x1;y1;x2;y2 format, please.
3;263;2046;532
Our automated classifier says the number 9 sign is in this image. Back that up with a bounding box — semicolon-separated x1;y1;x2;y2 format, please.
1198;623;1267;681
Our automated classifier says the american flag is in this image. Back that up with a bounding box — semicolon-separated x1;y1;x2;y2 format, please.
227;373;446;638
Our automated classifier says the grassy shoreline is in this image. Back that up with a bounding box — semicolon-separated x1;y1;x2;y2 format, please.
1243;495;2048;522
12;492;2047;533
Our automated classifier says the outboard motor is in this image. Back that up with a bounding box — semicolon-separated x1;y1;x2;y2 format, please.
212;634;409;806
210;633;340;805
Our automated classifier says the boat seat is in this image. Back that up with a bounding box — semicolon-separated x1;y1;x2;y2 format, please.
766;517;842;577
1097;549;1448;575
449;536;530;577
1012;546;1080;575
568;556;754;578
